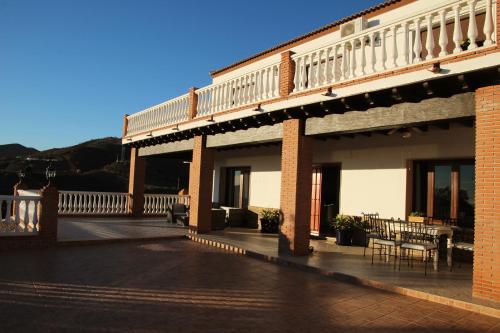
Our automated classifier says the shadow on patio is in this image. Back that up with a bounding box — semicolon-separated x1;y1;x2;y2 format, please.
189;228;500;316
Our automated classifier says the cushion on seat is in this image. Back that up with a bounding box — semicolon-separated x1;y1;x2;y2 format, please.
454;242;474;251
401;242;437;251
373;239;400;246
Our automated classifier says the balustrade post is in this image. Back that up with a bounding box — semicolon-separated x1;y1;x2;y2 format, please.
188;87;198;120
439;9;449;57
38;184;58;245
279;50;296;97
128;147;145;217
425;14;435;60
453;5;463;54
483;0;494;46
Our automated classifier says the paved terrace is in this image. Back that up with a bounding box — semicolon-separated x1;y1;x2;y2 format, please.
58;217;186;243
189;228;500;317
54;218;500;317
0;239;499;333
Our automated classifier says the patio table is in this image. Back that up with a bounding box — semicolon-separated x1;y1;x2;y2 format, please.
382;221;454;271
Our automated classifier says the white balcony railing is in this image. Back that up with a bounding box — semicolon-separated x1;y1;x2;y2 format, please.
196;62;280;117
144;194;190;215
58;191;189;216
58;191;130;215
126;93;190;136
292;0;496;93
123;0;496;138
0;194;41;235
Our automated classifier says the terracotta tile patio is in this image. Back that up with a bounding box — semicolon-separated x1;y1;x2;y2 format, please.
0;239;498;332
188;228;500;317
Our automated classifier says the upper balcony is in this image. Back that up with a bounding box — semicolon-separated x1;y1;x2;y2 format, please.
122;0;499;145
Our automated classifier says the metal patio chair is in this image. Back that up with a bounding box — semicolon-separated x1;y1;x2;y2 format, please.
450;226;474;272
371;218;400;269
399;222;438;276
362;212;380;257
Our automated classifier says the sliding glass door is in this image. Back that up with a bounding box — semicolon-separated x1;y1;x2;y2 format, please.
412;159;474;226
225;167;250;208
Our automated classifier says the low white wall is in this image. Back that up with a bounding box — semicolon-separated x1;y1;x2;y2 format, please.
213;145;281;209
212;125;474;220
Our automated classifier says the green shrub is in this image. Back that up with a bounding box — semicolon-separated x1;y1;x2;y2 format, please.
260;208;280;233
329;214;355;232
410;211;426;217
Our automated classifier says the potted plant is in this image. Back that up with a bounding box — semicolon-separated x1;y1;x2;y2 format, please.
260;208;280;233
351;216;369;247
408;211;427;223
330;214;354;246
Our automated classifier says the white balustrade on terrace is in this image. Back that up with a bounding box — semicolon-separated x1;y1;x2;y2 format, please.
126;93;190;136
0;194;41;235
143;194;190;215
195;63;280;117
58;191;129;215
292;0;496;93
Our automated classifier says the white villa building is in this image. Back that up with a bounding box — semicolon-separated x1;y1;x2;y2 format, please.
121;0;500;303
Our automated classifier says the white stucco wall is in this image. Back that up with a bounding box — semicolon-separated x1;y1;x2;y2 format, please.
212;125;474;219
314;124;474;219
213;145;281;208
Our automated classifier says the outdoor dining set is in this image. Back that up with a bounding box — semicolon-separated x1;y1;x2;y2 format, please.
362;213;474;276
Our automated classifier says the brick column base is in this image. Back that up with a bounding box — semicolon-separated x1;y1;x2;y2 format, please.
279;118;313;256
188;135;214;234
473;84;500;302
128;147;145;217
39;184;59;244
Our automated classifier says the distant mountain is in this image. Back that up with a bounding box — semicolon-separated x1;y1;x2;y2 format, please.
0;144;39;159
0;137;189;195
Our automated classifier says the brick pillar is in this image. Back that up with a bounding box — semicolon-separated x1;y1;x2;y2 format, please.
279;51;295;97
279;118;313;256
473;84;500;302
38;184;58;244
188;135;214;234
188;87;198;120
122;114;129;137
128;147;145;217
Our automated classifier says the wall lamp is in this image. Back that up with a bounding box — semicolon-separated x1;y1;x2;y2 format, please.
322;87;336;97
253;104;264;112
428;62;442;74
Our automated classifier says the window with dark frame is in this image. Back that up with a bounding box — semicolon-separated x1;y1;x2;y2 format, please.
225;167;250;208
411;159;475;228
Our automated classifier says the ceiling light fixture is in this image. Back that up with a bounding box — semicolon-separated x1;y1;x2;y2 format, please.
402;130;412;139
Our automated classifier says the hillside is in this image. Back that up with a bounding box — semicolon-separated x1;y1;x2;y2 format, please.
0;138;189;195
0;144;39;159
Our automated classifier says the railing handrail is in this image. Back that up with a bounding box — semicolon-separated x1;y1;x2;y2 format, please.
0;195;41;200
58;190;128;196
127;92;190;119
144;193;190;197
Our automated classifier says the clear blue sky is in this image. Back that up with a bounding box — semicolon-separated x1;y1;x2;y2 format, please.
0;0;382;150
